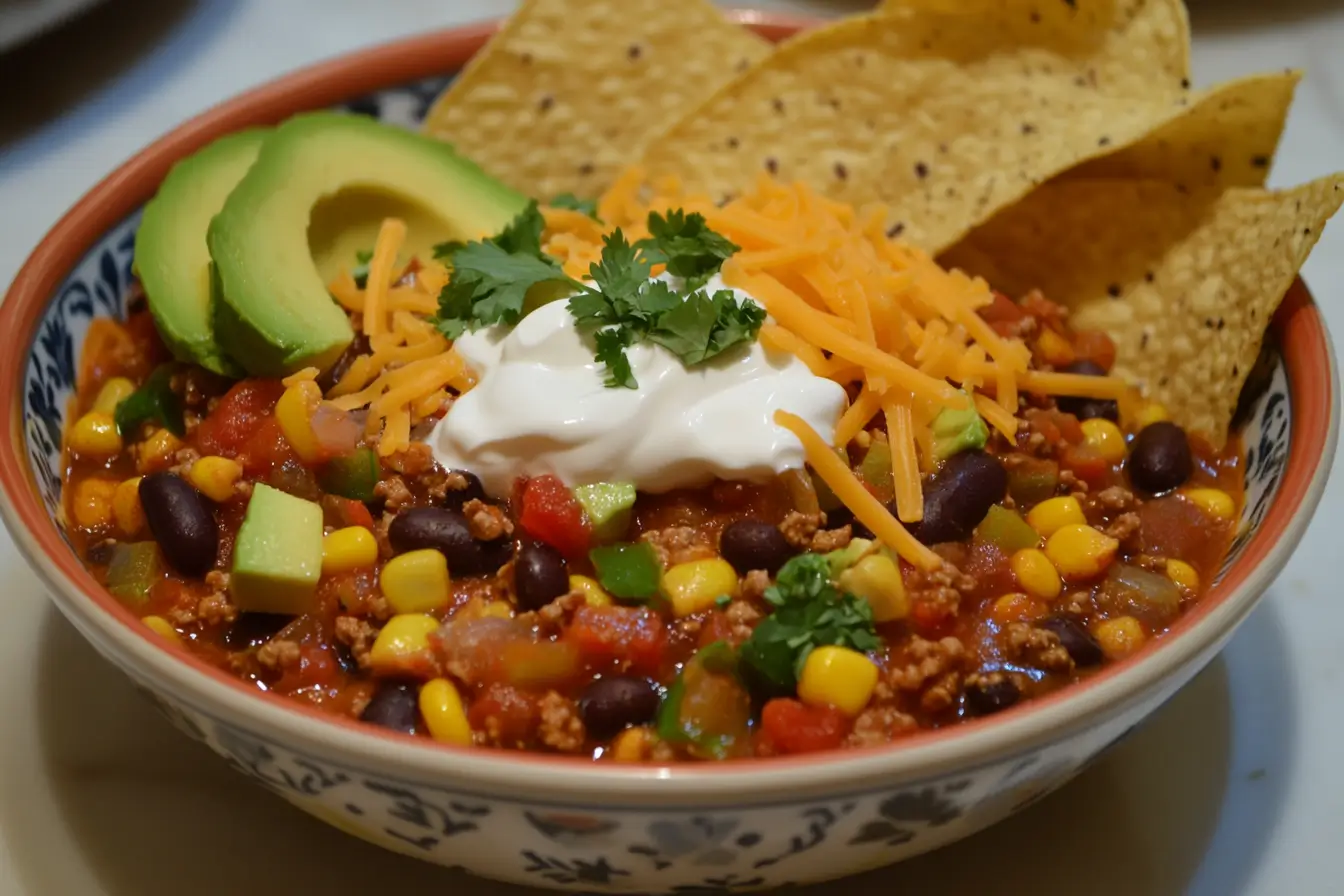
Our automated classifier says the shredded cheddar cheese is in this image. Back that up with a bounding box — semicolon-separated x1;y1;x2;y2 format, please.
314;170;1128;565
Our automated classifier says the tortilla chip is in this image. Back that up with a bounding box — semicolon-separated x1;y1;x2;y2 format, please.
641;3;1196;254
1068;71;1299;188
940;174;1344;445
421;0;769;199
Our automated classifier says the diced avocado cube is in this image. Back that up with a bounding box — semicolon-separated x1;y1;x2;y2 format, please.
573;481;637;542
932;396;989;460
825;538;876;578
230;484;324;615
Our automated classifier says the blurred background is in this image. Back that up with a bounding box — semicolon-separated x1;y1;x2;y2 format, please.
1;1;1342;894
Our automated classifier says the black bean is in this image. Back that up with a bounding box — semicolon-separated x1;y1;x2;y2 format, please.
719;519;796;574
1056;360;1119;421
388;507;511;576
221;612;291;650
964;674;1021;717
580;675;660;739
139;472;218;577
1039;615;1104;667
439;470;489;512
820;506;874;540
360;680;420;734
916;450;1007;545
1127;421;1193;494
316;334;370;394
515;542;569;611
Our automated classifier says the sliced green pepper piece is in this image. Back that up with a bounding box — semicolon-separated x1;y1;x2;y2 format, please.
317;447;381;502
589;541;661;601
657;641;750;759
975;505;1041;553
106;542;161;606
856;440;895;503
114;364;185;437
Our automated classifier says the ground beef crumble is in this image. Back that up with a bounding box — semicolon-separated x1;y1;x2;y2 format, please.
1005;622;1075;673
880;636;967;714
778;511;821;550
739;569;770;603
256;638;301;670
429;469;470;503
536;590;587;632
809;524;853;554
334;615;378;669
723;600;761;645
847;705;918;747
463;498;513;541
537;691;586;753
641;526;715;567
374;476;414;512
1092;485;1136;512
1104;512;1142;545
905;563;976;618
197;591;236;626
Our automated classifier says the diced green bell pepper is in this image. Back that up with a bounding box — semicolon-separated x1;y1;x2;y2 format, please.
857;440;895;503
657;641;750;759
114;364;185;438
317;447;381;502
107;542;161;606
975;505;1041;553
589;541;661;601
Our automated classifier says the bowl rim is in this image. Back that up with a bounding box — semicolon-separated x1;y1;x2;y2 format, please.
0;12;1337;803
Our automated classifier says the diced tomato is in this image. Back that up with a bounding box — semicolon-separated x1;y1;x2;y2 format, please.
336;497;376;531
1060;443;1111;486
1020;291;1068;328
697;611;736;649
275;645;339;692
1024;408;1084;446
566;605;667;676
235;416;299;475
519;474;590;558
759;699;849;755
197;379;286;457
468;683;539;746
978;292;1028;324
1072;329;1117;372
908;599;956;639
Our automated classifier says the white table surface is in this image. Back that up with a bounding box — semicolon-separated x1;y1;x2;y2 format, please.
0;1;1340;893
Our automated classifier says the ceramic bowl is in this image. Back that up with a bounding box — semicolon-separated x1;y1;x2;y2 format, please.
0;15;1336;894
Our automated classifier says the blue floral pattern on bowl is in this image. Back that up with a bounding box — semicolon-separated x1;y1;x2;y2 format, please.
18;72;1296;893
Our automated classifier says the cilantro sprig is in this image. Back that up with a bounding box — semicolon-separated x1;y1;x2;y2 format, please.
432;202;579;339
636;209;740;290
548;192;601;221
739;553;881;694
568;220;762;389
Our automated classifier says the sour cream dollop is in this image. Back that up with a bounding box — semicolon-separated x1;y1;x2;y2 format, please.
430;276;846;495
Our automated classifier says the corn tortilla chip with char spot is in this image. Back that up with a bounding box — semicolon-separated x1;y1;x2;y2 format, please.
1069;71;1299;188
940;174;1344;445
421;0;769;200
642;2;1194;254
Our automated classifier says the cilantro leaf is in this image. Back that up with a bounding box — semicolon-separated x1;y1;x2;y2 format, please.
739;553;880;693
594;328;637;389
549;192;601;221
649;289;766;366
585;229;650;309
636;209;740;289
114;364;184;438
432;201;577;339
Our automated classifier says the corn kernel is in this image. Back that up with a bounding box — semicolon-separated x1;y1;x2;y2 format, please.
662;557;738;618
136;429;183;473
1045;524;1119;580
92;376;136;414
837;552;909;621
569;574;612;607
610;726;652;762
1166;559;1200;593
368;613;440;673
419;678;473;745
380;549;450;614
1026;495;1086;538
1130;401;1170;430
1183;488;1236;522
275;381;324;463
142;615;180;643
113;477;145;536
71;478;117;528
1080;418;1126;464
1035;328;1076;367
1010;548;1062;601
68;412;122;459
991;592;1046;625
188;455;243;502
1094;616;1146;660
798;645;880;716
323;526;379;574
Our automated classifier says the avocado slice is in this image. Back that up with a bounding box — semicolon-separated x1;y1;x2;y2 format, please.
133;129;268;375
230;484;324;615
931;396;989;460
208;112;529;376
